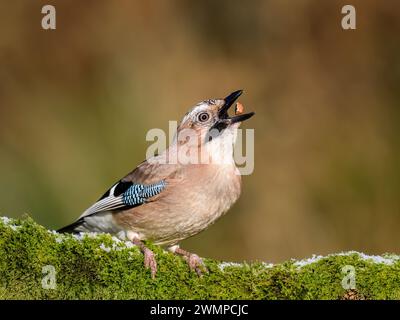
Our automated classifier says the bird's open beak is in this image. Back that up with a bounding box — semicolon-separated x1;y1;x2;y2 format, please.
218;90;255;124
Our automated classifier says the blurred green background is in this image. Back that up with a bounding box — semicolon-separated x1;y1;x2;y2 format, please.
0;1;399;263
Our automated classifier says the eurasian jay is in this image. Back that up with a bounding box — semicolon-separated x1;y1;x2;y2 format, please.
58;90;254;277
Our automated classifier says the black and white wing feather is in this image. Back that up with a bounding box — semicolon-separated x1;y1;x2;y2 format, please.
57;160;176;234
78;180;167;219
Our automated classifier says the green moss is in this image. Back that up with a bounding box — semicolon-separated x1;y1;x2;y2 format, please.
0;216;399;299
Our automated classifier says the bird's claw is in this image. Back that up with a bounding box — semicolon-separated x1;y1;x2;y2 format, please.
187;253;208;276
143;248;157;279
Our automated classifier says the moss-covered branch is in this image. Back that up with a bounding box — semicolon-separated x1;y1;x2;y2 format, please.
0;217;399;299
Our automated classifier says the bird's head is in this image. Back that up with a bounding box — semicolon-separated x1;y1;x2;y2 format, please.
177;90;254;142
172;90;254;165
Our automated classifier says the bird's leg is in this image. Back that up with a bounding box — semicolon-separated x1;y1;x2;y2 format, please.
127;232;157;279
169;245;208;276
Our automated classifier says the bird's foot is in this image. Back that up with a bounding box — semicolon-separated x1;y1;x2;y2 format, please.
187;253;208;276
143;247;157;279
171;247;208;276
129;236;158;279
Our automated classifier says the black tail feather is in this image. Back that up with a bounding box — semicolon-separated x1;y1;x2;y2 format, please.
57;219;83;234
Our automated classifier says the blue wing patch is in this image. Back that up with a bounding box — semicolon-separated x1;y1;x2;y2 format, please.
122;180;167;206
79;180;167;218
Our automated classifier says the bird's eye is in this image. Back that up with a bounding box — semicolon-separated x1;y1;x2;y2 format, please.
197;112;210;122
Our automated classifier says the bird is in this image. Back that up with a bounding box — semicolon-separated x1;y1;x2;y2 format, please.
57;90;255;278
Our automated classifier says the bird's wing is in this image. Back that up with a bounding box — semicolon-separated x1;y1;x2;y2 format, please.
78;180;166;219
78;160;179;219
